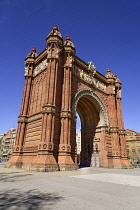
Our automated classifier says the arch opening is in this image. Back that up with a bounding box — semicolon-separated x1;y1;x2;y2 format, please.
73;89;109;168
76;95;101;167
76;112;81;165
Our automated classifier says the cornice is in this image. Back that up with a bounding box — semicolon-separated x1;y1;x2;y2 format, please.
35;48;48;64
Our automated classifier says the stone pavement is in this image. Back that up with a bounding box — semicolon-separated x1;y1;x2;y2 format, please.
0;162;140;210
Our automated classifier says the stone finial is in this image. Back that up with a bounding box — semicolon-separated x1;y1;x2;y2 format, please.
65;36;72;41
105;68;121;84
106;68;111;73
52;25;60;31
64;35;75;48
31;47;37;53
47;25;62;38
105;68;116;78
26;47;38;58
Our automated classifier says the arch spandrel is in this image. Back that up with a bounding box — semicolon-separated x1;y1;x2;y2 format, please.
72;88;109;127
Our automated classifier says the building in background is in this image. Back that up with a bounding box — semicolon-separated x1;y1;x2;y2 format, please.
0;134;4;161
76;132;81;165
125;129;140;164
76;132;81;154
0;128;16;161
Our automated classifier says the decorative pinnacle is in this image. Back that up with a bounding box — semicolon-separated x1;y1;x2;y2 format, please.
52;25;60;31
106;68;111;73
65;36;72;41
31;47;37;53
26;47;37;59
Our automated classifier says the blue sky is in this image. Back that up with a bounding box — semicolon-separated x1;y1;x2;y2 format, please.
0;0;140;133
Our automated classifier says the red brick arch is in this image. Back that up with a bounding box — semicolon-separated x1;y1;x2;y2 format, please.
7;26;131;171
72;88;109;126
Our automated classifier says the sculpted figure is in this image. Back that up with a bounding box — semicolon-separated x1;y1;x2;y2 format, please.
66;53;73;66
88;61;96;75
24;66;28;75
118;89;122;98
80;69;83;78
112;85;115;94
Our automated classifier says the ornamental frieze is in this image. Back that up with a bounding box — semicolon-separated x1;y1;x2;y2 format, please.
34;59;48;75
38;142;54;151
18;116;28;123
118;130;125;135
28;113;42;122
108;127;121;133
24;146;38;152
42;107;56;113
59;144;71;152
73;65;106;92
60;111;71;118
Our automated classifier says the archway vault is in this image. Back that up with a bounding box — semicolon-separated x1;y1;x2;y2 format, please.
73;88;109;167
72;88;109;127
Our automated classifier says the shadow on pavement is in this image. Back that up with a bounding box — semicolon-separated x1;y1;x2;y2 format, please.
0;172;32;182
0;189;63;210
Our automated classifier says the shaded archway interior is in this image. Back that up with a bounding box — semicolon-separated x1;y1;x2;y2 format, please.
76;95;101;167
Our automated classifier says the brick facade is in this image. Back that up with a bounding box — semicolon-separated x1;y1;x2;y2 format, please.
125;129;140;164
7;26;131;171
0;128;16;161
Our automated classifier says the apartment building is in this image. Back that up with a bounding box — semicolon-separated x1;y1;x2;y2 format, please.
125;129;140;164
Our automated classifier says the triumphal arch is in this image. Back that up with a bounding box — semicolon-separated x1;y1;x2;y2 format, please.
7;25;131;171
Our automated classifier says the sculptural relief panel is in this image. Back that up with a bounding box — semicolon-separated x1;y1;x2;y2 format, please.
73;65;106;92
34;59;48;76
71;74;108;112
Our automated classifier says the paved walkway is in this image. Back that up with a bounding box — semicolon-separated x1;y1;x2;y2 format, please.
0;162;140;210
